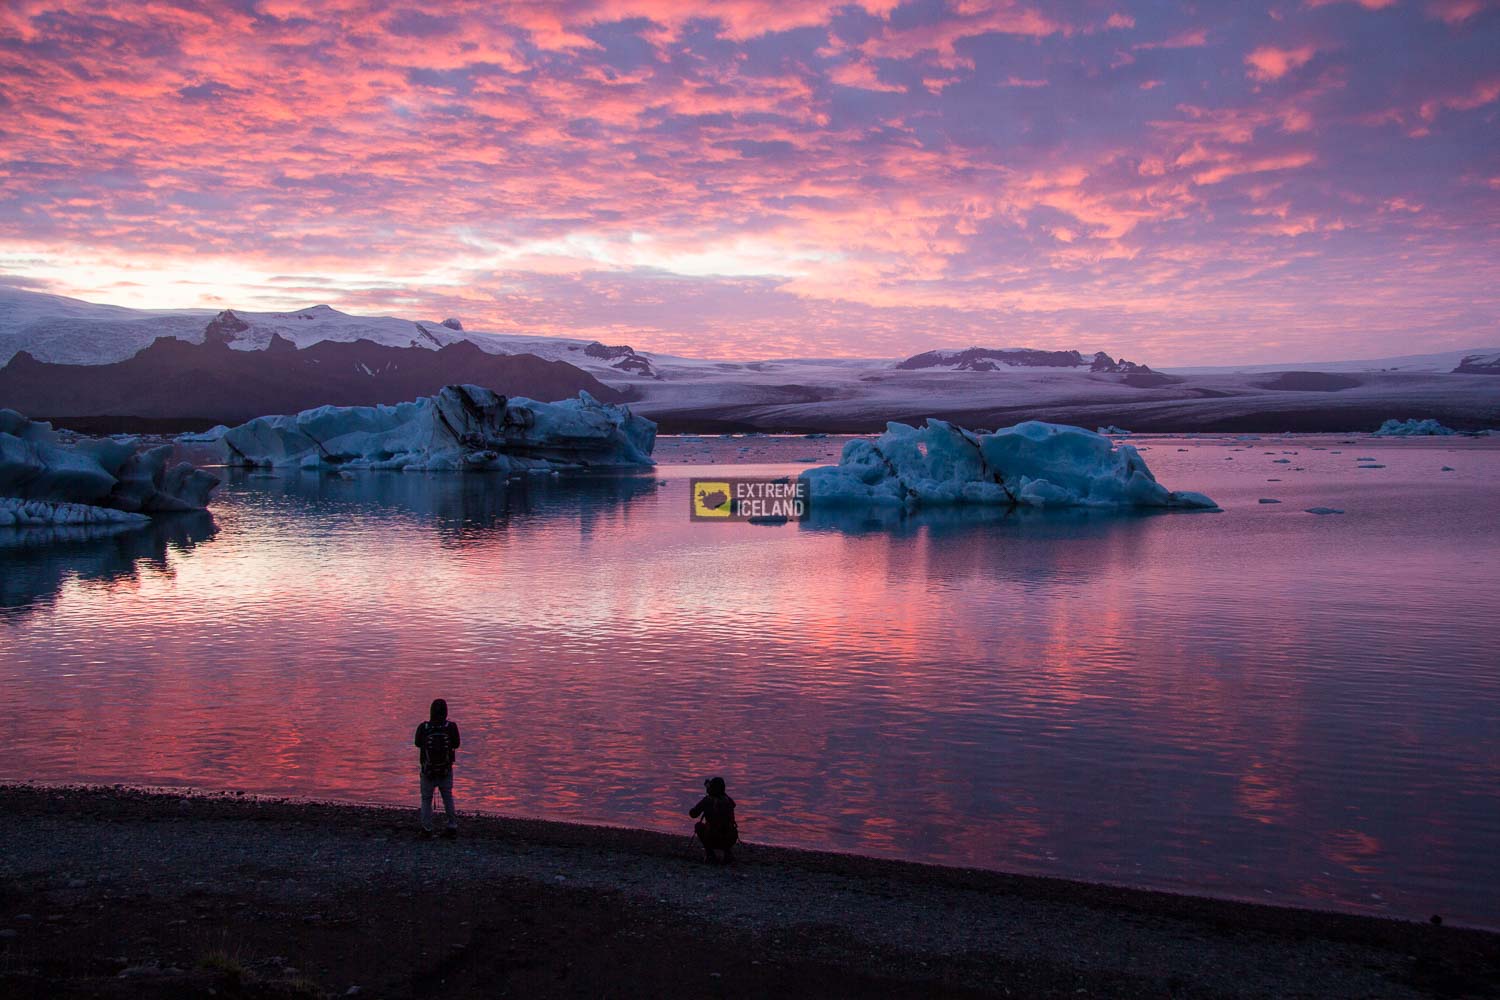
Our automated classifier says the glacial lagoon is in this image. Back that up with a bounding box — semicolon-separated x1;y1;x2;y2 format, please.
3;433;1498;927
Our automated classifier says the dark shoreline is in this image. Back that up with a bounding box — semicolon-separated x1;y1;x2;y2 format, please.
2;783;1495;998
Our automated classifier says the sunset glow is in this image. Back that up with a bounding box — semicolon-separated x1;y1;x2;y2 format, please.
2;1;1497;362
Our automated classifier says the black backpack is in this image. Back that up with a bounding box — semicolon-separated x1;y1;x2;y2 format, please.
422;722;455;778
704;795;737;839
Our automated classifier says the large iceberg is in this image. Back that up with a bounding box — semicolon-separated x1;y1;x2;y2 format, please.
1372;418;1456;436
1;409;219;526
219;385;656;472
800;419;1217;510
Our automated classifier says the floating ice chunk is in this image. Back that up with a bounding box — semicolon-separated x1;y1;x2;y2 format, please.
1272;458;1291;464
1258;498;1281;504
800;419;1216;511
175;425;230;443
1441;466;1455;472
0;496;150;528
1305;507;1345;515
1373;418;1456;436
219;385;656;472
1357;464;1386;469
0;409;218;516
1096;425;1132;435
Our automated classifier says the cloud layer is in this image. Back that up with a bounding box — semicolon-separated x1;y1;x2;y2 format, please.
1;0;1497;363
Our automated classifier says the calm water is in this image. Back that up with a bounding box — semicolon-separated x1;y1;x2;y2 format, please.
3;435;1498;927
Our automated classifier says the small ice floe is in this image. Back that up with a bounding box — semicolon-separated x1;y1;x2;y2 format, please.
1373;418;1456;437
1305;507;1345;515
176;424;230;443
1258;498;1281;504
1272;458;1291;464
1267;478;1281;482
1441;466;1455;472
1358;464;1387;469
0;497;150;527
1096;425;1132;435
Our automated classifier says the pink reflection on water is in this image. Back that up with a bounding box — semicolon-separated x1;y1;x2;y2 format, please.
3;440;1500;926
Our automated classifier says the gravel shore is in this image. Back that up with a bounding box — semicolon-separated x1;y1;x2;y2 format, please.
1;783;1495;998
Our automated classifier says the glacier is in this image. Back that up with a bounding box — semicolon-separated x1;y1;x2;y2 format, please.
799;419;1217;511
218;385;656;472
1372;418;1457;436
1;409;220;527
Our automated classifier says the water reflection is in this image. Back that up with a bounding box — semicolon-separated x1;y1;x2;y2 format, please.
221;467;660;544
2;452;1498;928
1;512;217;623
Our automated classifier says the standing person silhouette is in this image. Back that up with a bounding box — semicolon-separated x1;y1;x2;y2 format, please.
415;699;460;839
689;776;738;864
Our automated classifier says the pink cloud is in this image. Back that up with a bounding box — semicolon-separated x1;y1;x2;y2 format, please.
1245;44;1319;82
1305;0;1398;9
829;60;905;93
1425;0;1488;24
1419;76;1500;119
0;1;1495;364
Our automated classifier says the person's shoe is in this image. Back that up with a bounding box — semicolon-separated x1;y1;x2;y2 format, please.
443;827;458;840
419;829;435;840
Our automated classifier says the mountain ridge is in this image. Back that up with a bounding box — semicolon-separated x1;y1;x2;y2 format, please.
0;331;626;424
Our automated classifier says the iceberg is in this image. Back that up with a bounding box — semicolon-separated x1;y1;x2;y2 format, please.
1372;418;1456;436
1;409;219;525
800;419;1217;511
218;385;656;472
176;425;230;443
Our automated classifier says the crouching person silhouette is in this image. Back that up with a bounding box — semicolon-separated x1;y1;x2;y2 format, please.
689;776;738;864
416;698;460;839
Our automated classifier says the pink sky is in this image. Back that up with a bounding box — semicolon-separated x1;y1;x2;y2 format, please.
1;0;1497;363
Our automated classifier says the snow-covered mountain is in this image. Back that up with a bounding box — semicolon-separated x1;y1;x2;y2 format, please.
895;347;1152;374
2;288;1498;432
1163;348;1500;375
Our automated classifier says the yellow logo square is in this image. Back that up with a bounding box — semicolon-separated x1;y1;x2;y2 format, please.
693;481;733;517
